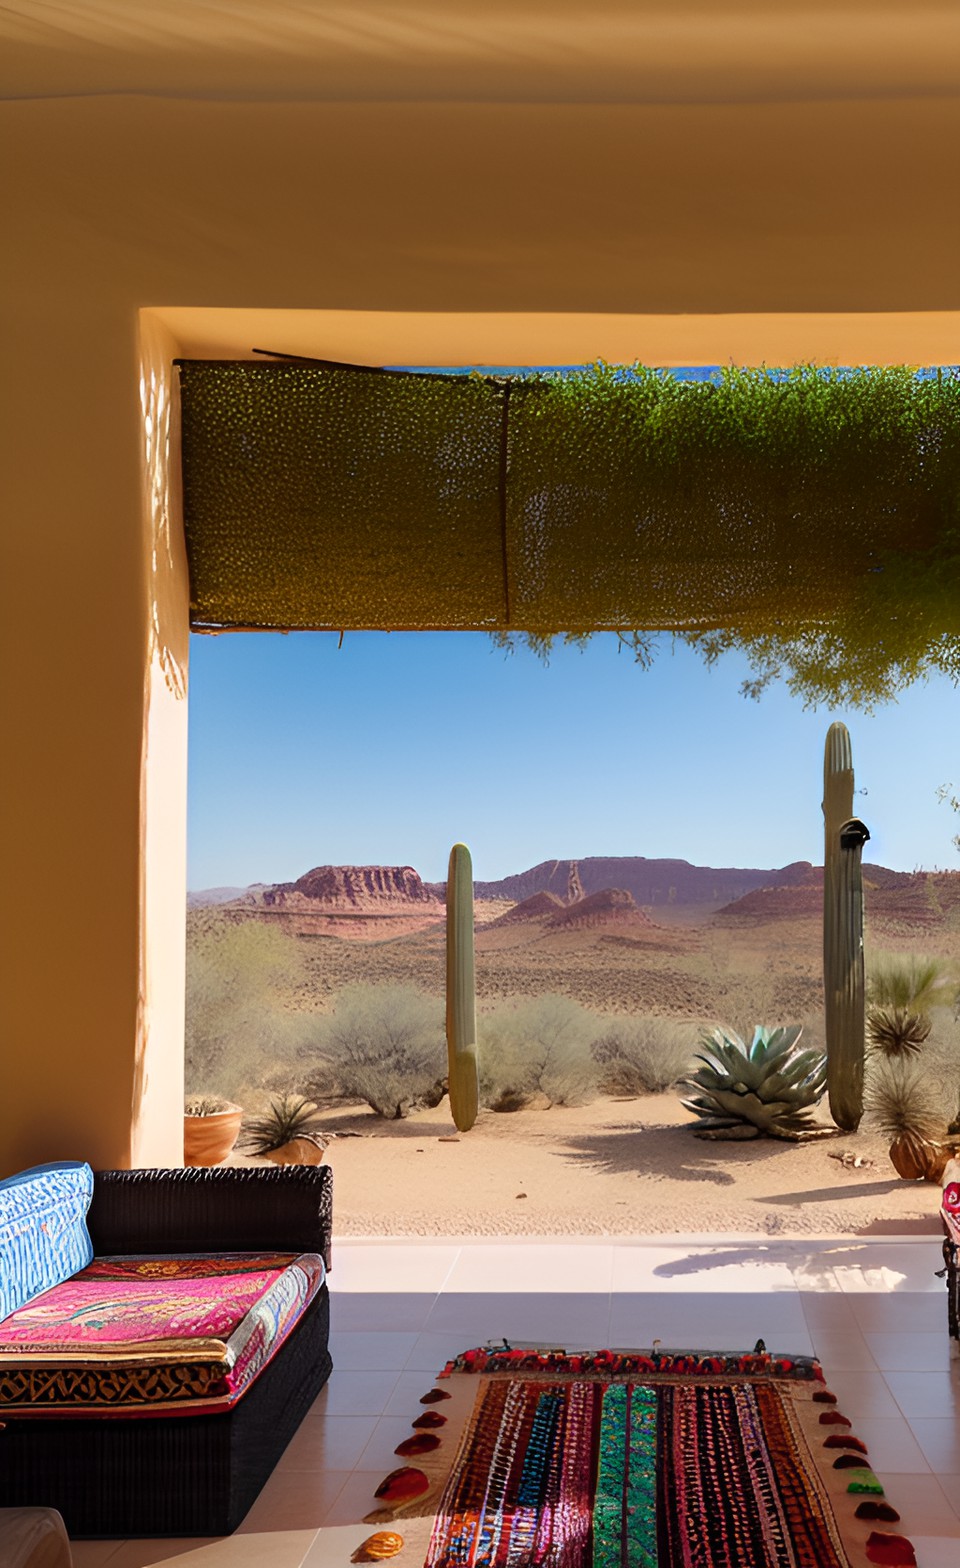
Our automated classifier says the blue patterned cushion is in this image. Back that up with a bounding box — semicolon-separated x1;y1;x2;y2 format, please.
0;1163;94;1321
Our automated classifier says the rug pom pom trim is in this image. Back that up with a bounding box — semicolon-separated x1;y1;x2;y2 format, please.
864;1529;917;1565
856;1502;901;1523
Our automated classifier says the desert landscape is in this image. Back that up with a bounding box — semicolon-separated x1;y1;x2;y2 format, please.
191;854;960;1237
266;1096;948;1239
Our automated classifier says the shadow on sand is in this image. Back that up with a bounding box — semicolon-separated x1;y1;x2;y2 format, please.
554;1122;792;1186
759;1179;904;1206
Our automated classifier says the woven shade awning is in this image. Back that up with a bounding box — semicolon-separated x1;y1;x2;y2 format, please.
177;360;960;635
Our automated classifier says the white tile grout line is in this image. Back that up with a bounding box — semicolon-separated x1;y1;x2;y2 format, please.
332;1233;944;1248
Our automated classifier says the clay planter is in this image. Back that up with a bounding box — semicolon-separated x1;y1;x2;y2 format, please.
262;1137;326;1166
889;1133;949;1183
184;1104;243;1167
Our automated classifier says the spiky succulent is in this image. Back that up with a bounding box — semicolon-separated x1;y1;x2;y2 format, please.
866;1006;931;1058
865;1062;942;1142
242;1095;325;1156
680;1025;829;1140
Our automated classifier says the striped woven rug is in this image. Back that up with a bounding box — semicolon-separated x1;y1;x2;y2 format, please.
360;1347;916;1568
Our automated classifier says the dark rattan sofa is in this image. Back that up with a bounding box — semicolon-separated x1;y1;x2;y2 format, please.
0;1164;333;1538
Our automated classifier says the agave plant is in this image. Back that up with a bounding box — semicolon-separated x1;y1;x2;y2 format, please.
242;1095;326;1157
680;1025;829;1141
864;1060;948;1181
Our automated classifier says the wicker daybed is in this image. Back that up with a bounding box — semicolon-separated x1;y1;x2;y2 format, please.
0;1162;333;1538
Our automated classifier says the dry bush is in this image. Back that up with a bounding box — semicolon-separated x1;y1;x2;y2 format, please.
185;912;315;1099
593;1017;697;1095
303;983;445;1119
866;951;957;1014
478;994;602;1109
912;1008;960;1123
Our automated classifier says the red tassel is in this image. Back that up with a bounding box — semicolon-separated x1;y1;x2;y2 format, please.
819;1411;852;1426
864;1530;917;1566
412;1411;447;1428
856;1502;901;1523
419;1389;452;1404
813;1390;838;1403
374;1468;430;1504
823;1435;868;1453
394;1433;441;1457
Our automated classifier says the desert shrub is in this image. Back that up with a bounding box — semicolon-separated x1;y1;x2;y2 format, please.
910;1008;960;1116
593;1017;696;1095
305;983;445;1119
865;952;958;1060
866;952;957;1015
185;912;314;1098
478;994;602;1108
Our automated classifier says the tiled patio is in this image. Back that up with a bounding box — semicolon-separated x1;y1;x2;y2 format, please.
68;1235;960;1568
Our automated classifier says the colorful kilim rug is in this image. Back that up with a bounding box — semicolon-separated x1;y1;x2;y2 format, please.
359;1347;916;1568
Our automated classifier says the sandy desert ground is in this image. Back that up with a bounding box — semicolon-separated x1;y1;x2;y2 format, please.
290;1097;948;1240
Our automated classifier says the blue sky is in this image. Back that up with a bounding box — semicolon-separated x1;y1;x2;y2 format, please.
187;631;960;889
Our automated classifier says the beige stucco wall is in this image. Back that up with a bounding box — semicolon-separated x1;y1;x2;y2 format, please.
1;84;958;1172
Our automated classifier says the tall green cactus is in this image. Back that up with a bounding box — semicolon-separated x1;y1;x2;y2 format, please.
446;842;479;1132
822;723;866;1130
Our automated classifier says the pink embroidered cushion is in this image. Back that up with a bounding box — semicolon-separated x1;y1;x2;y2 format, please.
0;1251;325;1417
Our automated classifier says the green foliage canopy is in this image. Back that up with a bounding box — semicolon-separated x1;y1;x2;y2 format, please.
181;359;960;709
505;363;960;709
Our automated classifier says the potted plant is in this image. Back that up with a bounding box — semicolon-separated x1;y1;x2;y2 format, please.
865;1061;950;1182
242;1095;327;1165
183;1095;244;1167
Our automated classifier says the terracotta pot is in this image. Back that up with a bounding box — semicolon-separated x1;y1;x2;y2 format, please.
889;1132;947;1183
184;1105;243;1167
262;1137;326;1166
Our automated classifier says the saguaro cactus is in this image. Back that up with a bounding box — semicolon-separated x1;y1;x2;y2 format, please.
822;722;865;1130
446;843;479;1132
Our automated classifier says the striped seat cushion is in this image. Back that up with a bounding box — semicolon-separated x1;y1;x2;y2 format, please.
0;1250;326;1417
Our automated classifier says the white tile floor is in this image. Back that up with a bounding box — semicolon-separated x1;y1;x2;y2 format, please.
68;1236;960;1568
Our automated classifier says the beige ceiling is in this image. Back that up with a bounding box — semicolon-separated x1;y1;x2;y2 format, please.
3;1;958;103
4;3;959;332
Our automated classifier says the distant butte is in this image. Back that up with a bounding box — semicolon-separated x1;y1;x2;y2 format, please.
545;887;654;930
216;864;444;942
243;864;441;911
488;891;565;927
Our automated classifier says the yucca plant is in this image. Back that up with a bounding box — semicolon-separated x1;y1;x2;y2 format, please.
680;1025;829;1141
864;1060;948;1182
242;1095;326;1156
866;1008;932;1058
866;954;957;1059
